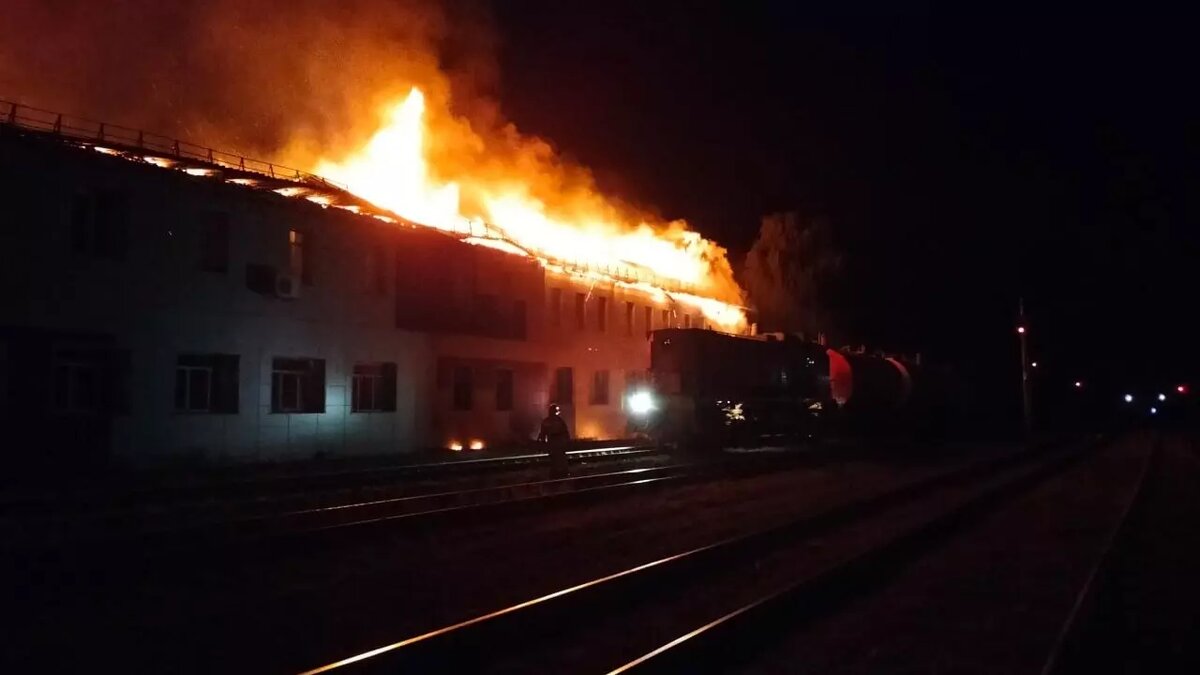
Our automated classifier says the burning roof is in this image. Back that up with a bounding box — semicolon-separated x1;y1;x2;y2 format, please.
2;96;749;331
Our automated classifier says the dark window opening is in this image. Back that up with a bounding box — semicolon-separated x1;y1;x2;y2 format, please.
596;296;608;333
552;367;573;405
662;309;670;329
352;362;397;412
200;211;230;273
683;314;692;329
496;368;514;411
643;305;653;332
549;288;563;327
271;357;325;413
512;300;527;340
575;292;586;329
175;354;238;413
71;190;129;260
625;301;634;337
53;347;130;415
367;245;388;295
475;294;498;330
590;370;610;406
452;365;473;411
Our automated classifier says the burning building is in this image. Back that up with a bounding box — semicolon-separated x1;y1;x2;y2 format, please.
0;98;749;466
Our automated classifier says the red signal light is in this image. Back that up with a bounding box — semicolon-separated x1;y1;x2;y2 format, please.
1178;385;1188;394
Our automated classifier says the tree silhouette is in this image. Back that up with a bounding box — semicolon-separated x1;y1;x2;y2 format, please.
743;212;842;340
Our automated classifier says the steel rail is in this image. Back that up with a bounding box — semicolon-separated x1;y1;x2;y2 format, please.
297;439;1085;674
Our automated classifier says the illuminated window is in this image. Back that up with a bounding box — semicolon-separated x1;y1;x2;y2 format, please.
352;362;396;412
271;357;325;413
288;229;311;285
452;365;473;411
590;370;610;405
552;367;573;404
200;211;230;273
175;354;238;413
496;369;514;411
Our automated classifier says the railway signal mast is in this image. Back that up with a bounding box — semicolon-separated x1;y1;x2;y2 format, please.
1017;299;1033;435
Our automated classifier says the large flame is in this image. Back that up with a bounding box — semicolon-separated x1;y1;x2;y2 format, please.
313;87;746;329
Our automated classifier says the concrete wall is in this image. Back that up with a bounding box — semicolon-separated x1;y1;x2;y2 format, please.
0;132;432;465
0;129;720;465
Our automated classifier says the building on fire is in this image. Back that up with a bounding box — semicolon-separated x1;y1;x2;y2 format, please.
0;102;747;467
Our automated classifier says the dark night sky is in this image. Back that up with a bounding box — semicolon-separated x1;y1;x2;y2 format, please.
491;1;1199;399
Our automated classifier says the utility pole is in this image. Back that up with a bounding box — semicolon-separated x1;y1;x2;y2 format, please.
1017;298;1033;435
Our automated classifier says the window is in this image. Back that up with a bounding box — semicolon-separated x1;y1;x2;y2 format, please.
288;229;311;285
366;245;387;295
512;300;527;340
552;367;574;404
643;305;653;332
175;354;238;413
71;190;129;259
662;309;670;329
549;288;562;327
200;211;230;273
53;347;130;414
271;357;325;413
54;355;100;413
683;314;692;329
575;292;587;329
452;365;473;411
495;368;514;411
352;362;397;412
590;370;610;405
475;294;498;329
596;296;608;333
625;302;635;337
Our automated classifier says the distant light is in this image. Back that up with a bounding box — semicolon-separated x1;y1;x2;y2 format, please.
1178;385;1188;394
1074;381;1082;388
1017;326;1026;334
627;390;656;416
469;439;485;451
1158;393;1166;401
1151;407;1158;415
1031;361;1038;368
448;441;463;452
1124;394;1134;403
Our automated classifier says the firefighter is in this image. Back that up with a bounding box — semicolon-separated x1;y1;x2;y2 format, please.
537;403;571;477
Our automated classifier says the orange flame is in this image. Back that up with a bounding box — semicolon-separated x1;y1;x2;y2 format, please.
312;87;746;329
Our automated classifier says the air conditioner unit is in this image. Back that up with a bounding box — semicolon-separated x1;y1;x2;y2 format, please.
274;274;301;299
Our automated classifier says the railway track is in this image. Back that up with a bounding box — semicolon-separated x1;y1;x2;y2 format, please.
0;443;660;518
296;436;1103;674
7;444;848;555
